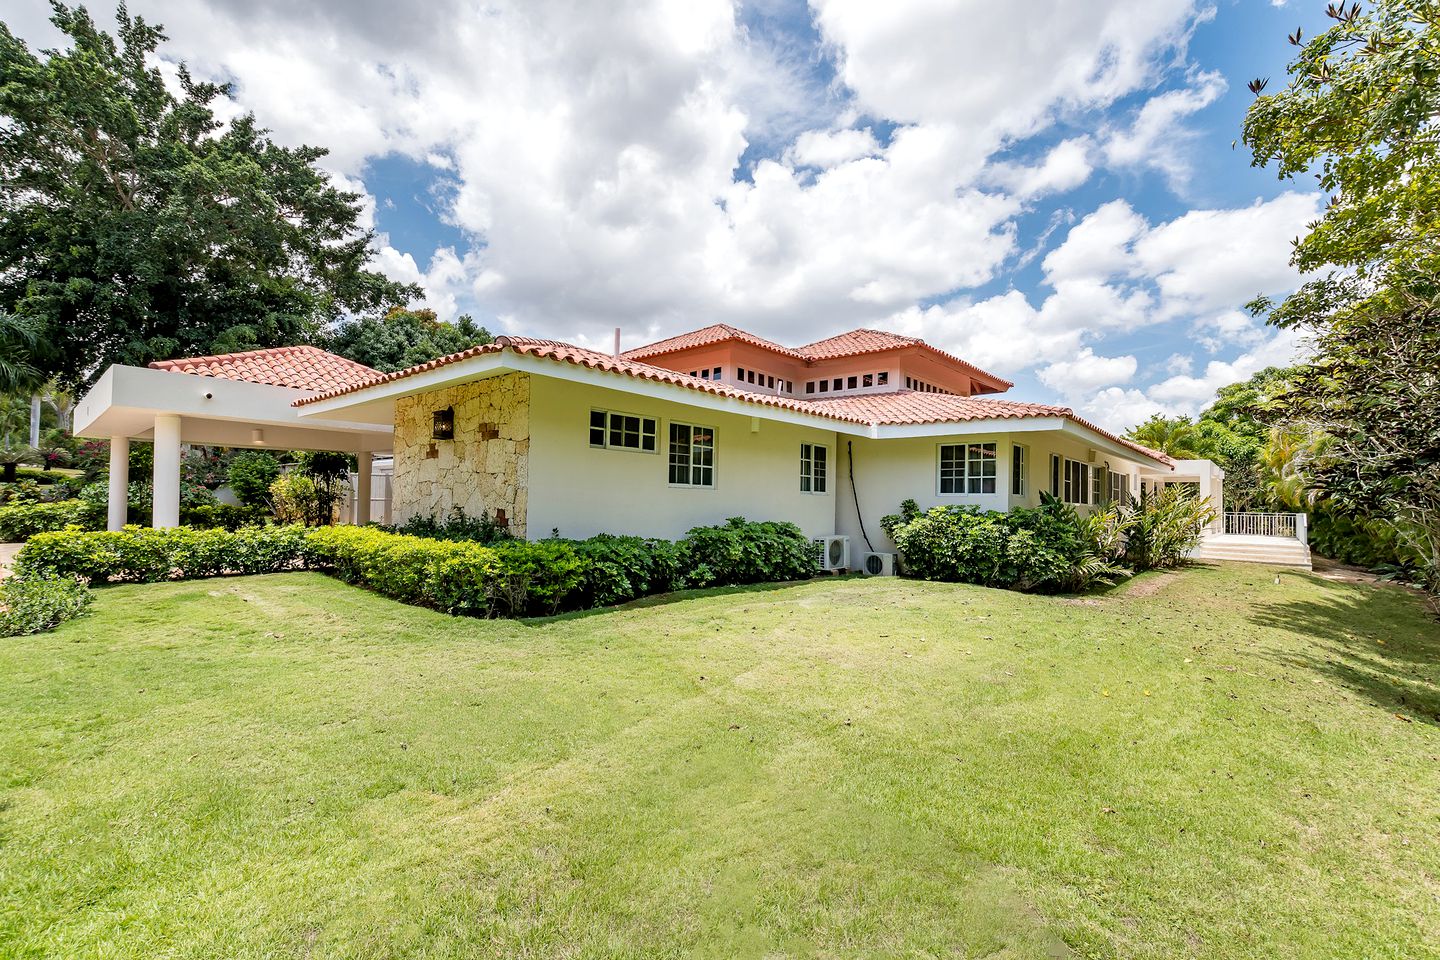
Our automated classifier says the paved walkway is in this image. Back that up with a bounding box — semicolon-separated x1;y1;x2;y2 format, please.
0;543;21;579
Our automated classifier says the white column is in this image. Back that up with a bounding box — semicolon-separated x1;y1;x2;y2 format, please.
107;436;130;531
152;414;182;528
354;451;372;525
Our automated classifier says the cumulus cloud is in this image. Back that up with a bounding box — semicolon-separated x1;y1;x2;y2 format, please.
1101;70;1227;187
1038;348;1139;395
786;128;881;168
6;0;1318;431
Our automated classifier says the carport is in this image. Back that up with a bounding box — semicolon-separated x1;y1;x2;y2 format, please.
72;347;391;529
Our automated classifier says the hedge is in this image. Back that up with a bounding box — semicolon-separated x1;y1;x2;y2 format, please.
0;499;102;542
0;575;94;637
13;517;816;619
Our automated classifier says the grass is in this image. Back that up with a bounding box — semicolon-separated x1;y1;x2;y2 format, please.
0;565;1436;959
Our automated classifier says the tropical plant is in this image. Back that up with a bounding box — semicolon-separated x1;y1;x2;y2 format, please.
0;446;38;483
1125;415;1204;460
0;313;43;395
1124;485;1216;572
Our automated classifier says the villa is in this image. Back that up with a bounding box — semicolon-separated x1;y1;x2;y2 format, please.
73;324;1238;565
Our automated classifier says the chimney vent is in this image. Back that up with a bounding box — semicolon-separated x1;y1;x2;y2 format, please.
613;327;621;358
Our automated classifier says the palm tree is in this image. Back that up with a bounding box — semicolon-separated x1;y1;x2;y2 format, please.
1126;414;1204;460
1261;425;1327;510
0;313;44;397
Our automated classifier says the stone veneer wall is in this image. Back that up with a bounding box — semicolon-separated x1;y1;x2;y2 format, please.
391;373;530;536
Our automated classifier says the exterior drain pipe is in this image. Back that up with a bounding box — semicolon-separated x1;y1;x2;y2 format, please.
848;440;875;553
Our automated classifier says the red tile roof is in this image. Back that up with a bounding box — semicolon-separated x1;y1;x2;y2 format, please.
794;328;1012;390
623;323;1011;390
294;337;1170;465
150;346;379;393
621;323;806;361
799;392;1172;464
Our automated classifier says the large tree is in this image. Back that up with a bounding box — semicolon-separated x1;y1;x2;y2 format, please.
1244;0;1440;589
328;308;493;373
0;3;419;387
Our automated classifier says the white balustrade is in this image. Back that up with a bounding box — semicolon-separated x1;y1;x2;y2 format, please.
1222;512;1305;542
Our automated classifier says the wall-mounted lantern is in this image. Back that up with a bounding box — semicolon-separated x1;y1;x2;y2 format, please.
432;406;455;440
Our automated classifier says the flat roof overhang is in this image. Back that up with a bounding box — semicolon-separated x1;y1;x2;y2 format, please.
74;365;392;453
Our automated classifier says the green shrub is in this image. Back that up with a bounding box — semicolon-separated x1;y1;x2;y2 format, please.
386;506;515;545
180;502;273;531
12;467;60;485
0;575;93;636
0;499;102;541
304;526;584;616
882;496;1132;593
15;525;310;584
562;534;681;607
226;451;281;507
677;518;814;588
270;474;322;525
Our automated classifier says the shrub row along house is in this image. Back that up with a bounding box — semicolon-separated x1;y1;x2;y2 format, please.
73;324;1223;564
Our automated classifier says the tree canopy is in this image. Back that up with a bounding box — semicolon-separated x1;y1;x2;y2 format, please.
0;3;419;388
1243;0;1440;588
327;308;494;373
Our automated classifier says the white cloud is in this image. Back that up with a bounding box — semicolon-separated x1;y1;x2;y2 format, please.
6;0;1317;433
1039;348;1138;395
1101;70;1227;187
786;128;880;168
986;138;1094;199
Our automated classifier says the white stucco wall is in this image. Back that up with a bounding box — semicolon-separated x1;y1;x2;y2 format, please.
525;376;840;541
835;431;1155;554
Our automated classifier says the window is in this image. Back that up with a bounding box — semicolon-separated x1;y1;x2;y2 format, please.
669;422;715;487
590;410;656;452
877;371;889;386
800;443;828;494
938;442;997;494
805;381;815;394
1109;471;1130;505
847;376;858;389
785;380;793;392
1050;454;1062;496
832;378;842;391
818;379;829;393
863;373;874;387
1062;459;1090;504
1092;466;1105;505
1011;444;1027;497
736;366;746;381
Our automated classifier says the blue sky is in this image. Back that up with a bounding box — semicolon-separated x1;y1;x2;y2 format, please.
8;0;1334;429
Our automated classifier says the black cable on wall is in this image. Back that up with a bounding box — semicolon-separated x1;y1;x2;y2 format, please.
847;440;875;553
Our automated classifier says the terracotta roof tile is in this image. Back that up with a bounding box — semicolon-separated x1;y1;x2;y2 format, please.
294;338;1170;465
150;346;379;393
794;328;1012;389
621;323;806;361
796;391;1171;464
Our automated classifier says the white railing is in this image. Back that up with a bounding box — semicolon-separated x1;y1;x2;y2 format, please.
1223;512;1308;544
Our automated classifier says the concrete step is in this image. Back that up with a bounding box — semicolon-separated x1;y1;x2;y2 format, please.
1190;537;1311;568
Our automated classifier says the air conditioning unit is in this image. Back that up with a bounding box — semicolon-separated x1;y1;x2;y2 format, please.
813;535;850;573
861;552;897;576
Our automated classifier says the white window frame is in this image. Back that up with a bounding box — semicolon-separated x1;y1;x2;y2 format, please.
668;421;716;489
1011;444;1027;497
800;442;829;495
937;442;998;496
1061;458;1090;505
590;409;657;453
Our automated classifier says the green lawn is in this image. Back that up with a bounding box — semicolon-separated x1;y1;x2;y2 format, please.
1;565;1436;959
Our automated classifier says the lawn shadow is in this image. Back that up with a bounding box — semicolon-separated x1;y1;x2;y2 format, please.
1248;571;1440;726
522;575;861;626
